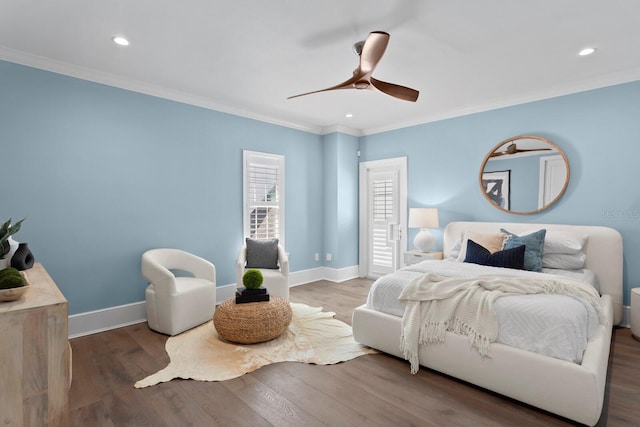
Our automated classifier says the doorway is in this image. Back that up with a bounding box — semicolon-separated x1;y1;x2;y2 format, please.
538;155;566;208
359;157;407;278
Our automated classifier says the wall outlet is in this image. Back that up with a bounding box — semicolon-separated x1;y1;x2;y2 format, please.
314;253;319;261
326;253;332;262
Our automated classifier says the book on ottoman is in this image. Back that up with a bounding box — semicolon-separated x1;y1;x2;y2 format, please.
236;287;270;304
237;287;268;295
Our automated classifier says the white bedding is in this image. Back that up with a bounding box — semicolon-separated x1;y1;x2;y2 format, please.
365;259;600;363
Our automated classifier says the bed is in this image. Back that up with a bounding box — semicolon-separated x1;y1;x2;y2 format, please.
352;221;623;426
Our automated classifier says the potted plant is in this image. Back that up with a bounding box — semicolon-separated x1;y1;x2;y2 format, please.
242;269;264;289
0;218;24;269
236;269;269;303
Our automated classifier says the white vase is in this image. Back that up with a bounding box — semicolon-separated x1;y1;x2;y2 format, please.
0;237;19;269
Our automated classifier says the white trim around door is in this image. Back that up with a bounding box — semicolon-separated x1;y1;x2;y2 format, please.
359;157;408;279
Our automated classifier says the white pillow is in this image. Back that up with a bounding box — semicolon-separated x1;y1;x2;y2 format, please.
543;231;587;254
448;239;462;259
542;252;586;270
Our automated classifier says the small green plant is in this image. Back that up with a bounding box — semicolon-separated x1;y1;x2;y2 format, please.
0;267;26;289
0;218;25;260
242;269;264;289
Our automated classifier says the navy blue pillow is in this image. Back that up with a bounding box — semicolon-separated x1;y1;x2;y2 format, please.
464;239;526;270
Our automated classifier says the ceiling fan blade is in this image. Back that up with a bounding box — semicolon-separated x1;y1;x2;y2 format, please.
515;148;553;153
492;147;553;157
370;77;419;102
287;74;360;100
359;31;390;75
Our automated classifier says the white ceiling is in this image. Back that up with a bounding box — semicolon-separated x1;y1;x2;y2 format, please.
2;0;639;135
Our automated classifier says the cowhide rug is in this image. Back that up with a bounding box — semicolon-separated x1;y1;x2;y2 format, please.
135;303;377;388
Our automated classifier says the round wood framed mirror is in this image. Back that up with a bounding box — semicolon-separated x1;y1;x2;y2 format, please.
478;135;570;215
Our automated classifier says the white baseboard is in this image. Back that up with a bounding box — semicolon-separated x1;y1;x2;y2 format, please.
318;265;360;283
68;266;360;338
290;265;359;286
68;302;148;339
216;283;237;302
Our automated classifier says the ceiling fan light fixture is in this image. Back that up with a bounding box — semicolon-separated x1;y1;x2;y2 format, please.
112;36;130;46
352;40;365;56
578;47;596;56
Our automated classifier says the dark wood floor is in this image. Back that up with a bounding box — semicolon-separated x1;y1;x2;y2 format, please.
69;278;640;426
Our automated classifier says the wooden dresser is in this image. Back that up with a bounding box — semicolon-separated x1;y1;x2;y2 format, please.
0;263;69;426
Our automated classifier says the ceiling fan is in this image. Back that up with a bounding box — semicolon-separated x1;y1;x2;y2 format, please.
490;143;552;158
288;31;419;102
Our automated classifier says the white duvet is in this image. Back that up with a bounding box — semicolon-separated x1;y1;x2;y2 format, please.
366;260;601;363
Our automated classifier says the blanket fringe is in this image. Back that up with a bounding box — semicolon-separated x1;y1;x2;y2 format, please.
400;332;420;374
416;318;492;358
401;318;492;374
452;317;492;357
419;321;448;344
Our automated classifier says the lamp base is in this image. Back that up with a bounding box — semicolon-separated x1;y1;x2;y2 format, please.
413;229;435;252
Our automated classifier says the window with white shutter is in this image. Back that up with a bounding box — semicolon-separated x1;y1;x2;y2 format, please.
243;150;285;243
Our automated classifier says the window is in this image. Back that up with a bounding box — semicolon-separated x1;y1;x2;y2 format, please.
243;150;285;243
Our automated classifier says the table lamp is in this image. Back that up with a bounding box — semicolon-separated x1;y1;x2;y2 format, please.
408;208;439;252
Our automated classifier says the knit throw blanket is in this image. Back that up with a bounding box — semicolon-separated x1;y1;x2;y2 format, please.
398;273;605;374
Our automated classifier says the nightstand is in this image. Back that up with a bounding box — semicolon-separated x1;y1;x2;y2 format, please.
404;250;443;266
631;287;640;341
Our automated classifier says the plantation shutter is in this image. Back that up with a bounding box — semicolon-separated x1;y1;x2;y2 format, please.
369;172;398;275
243;150;285;242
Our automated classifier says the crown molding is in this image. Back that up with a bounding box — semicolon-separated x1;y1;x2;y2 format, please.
320;125;363;137
3;46;639;138
0;47;325;135
362;70;640;136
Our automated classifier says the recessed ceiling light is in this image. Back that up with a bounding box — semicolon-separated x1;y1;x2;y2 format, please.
345;113;353;118
112;36;130;46
579;47;596;56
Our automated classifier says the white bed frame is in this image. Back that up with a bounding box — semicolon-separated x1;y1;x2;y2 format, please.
352;222;623;426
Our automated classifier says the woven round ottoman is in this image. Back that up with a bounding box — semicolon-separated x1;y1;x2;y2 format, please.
213;296;292;344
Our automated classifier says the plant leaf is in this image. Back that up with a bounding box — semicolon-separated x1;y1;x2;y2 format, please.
0;218;25;245
0;219;10;239
0;240;8;259
7;218;24;236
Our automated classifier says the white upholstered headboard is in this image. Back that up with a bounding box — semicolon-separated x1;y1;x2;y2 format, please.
443;222;624;325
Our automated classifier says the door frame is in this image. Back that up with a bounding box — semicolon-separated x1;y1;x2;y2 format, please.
538;154;565;209
359;156;408;278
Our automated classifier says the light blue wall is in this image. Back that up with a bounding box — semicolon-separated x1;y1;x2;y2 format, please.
335;133;360;268
322;132;359;269
0;60;325;315
360;81;640;305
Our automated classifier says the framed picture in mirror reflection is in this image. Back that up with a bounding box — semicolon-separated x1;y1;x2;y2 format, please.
482;170;510;210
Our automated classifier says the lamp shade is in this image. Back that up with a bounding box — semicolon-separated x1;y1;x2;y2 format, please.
408;208;439;229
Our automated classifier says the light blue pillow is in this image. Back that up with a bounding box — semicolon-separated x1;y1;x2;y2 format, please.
500;228;546;272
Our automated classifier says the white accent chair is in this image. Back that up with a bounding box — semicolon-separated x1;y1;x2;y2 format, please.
142;248;216;336
236;240;289;300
